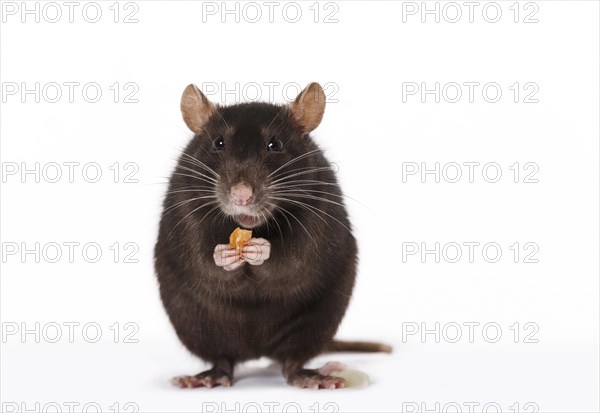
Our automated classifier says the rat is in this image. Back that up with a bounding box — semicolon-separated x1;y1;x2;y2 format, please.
154;82;391;390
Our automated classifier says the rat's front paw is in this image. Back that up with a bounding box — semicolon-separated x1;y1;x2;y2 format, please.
213;244;244;271
243;238;271;266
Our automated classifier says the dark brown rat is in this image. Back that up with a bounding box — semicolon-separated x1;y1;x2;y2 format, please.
154;82;390;390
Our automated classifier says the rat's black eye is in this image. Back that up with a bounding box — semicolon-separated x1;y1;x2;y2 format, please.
213;136;225;151
267;136;283;152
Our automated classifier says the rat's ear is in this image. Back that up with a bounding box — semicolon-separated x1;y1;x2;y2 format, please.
181;84;216;134
289;82;326;134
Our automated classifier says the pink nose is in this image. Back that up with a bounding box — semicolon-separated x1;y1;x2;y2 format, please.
230;183;253;206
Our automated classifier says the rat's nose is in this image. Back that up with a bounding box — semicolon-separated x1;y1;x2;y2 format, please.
230;183;253;206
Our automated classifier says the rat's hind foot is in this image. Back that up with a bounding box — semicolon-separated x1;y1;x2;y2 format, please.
171;371;231;388
284;361;347;390
171;361;234;389
289;371;345;389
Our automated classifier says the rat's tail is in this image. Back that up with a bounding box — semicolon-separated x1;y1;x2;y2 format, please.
323;339;393;354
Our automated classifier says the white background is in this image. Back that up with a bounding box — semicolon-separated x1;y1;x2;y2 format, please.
1;1;599;412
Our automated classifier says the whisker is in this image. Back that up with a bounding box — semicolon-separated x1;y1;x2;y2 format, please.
268;180;341;189
217;210;227;226
259;209;271;234
272;188;371;211
166;202;221;240
263;206;284;243
271;192;346;208
162;195;219;216
270;165;332;184
175;164;218;184
270;196;331;228
180;152;219;174
270;167;333;185
266;202;293;233
266;202;317;248
267;148;323;178
266;107;284;130
196;143;224;170
272;188;340;196
179;154;220;178
171;172;218;187
214;109;230;130
270;196;352;234
163;188;217;197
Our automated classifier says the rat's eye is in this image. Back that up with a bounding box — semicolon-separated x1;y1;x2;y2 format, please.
267;136;283;152
213;136;225;151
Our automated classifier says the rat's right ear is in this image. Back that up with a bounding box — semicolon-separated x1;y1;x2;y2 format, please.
181;84;216;134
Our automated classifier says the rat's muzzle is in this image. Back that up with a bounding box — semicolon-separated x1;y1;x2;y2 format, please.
230;182;253;206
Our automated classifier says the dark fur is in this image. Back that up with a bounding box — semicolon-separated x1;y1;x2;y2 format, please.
154;101;357;383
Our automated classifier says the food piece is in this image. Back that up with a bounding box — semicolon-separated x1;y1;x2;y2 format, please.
229;227;252;253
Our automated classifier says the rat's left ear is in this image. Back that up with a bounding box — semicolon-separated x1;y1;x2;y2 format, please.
289;82;326;134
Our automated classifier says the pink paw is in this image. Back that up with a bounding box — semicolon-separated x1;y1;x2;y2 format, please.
213;244;244;271
291;374;346;390
243;238;271;266
288;363;347;390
